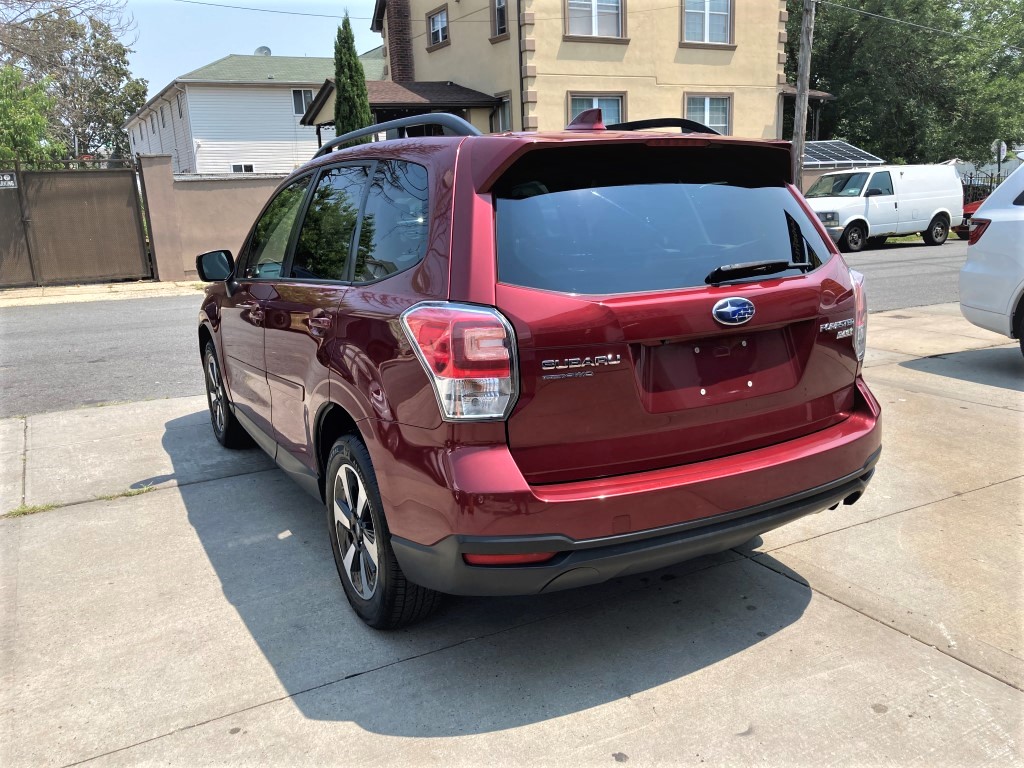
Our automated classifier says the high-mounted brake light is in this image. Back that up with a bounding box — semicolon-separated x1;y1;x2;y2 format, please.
967;218;990;246
850;269;867;362
401;302;519;420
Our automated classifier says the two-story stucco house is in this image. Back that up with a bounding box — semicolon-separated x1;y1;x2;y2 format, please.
369;0;789;136
123;50;385;174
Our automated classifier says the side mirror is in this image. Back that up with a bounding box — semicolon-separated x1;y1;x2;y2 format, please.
196;250;234;282
864;188;885;198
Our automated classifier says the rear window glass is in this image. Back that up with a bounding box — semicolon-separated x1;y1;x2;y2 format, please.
494;146;830;295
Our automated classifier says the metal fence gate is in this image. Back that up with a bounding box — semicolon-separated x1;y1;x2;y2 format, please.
0;160;151;288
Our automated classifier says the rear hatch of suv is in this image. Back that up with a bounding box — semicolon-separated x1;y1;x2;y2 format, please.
483;139;861;485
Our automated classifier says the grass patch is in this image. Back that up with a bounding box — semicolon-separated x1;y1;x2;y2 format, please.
98;485;157;501
2;503;58;518
3;485;160;519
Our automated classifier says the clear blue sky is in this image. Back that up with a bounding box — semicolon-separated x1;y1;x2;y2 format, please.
126;0;382;98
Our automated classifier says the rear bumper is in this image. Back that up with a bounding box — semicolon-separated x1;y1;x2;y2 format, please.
959;302;1012;338
392;456;878;596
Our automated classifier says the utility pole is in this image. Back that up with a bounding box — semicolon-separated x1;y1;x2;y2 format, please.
792;0;817;190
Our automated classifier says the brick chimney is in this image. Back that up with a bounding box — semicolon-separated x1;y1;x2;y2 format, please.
385;0;415;82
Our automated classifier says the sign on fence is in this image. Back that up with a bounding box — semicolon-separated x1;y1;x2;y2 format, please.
0;172;17;189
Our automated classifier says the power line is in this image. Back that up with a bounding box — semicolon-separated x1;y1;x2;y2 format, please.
817;0;1023;54
166;0;1024;50
168;0;359;19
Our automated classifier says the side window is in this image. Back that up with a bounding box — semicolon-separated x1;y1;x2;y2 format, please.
243;176;311;279
869;171;893;196
291;166;369;281
353;160;430;283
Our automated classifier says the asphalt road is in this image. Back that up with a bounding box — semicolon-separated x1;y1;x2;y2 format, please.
845;237;968;312
0;238;970;418
0;294;204;418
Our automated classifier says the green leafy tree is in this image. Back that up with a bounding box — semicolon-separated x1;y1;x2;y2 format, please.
0;65;65;162
0;0;131;68
786;0;1024;164
333;14;373;143
3;7;146;157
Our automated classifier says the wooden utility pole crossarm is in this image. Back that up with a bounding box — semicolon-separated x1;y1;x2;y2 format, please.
792;0;817;189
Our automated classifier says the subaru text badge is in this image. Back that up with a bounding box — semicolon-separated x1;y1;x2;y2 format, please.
712;297;755;326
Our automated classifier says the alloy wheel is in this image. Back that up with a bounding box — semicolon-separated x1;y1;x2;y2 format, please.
205;353;226;435
333;463;380;600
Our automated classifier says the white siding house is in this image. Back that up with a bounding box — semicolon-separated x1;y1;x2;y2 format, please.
124;51;384;174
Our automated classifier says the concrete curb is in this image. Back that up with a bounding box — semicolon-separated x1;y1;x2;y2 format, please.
0;281;204;308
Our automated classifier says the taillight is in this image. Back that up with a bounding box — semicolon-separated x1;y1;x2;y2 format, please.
850;269;867;362
968;218;991;246
401;302;518;420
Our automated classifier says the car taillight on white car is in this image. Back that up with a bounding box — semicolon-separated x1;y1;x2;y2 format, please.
967;218;991;245
850;269;867;362
401;302;519;421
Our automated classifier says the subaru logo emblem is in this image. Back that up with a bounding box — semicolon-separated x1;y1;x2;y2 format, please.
712;297;755;326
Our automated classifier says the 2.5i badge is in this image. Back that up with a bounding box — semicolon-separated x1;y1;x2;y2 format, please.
821;318;855;339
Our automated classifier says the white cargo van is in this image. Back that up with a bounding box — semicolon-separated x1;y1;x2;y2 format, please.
805;165;963;252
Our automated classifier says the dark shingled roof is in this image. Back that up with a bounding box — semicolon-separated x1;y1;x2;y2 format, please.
366;81;498;108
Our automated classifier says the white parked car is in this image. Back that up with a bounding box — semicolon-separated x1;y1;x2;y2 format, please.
805;165;963;253
959;164;1024;357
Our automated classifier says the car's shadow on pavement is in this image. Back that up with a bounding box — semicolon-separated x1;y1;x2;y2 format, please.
143;414;812;737
899;346;1024;392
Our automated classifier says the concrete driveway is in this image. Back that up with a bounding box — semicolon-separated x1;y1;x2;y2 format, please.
1;304;1021;767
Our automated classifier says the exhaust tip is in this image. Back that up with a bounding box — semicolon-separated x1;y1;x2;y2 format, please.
843;491;863;506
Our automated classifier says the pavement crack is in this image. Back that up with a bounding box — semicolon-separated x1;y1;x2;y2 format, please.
7;467;278;518
20;417;27;506
741;551;1024;693
60;558;736;767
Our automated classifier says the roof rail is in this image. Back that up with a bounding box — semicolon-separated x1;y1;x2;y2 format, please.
313;113;482;159
606;117;721;136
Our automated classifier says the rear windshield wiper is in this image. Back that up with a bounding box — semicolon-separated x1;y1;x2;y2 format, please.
705;260;811;285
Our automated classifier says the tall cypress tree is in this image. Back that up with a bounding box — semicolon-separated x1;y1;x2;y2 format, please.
333;15;373;143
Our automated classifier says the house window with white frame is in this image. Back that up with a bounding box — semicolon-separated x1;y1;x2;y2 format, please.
683;0;730;44
493;0;508;36
686;95;730;134
567;0;622;37
177;92;184;119
232;164;255;173
428;7;449;48
570;94;623;125
493;96;512;132
149;115;156;133
292;89;313;116
160;106;166;127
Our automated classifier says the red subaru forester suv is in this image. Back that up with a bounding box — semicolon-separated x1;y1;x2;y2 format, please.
196;112;881;629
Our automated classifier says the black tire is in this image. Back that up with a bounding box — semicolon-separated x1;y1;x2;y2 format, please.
325;434;441;629
839;222;867;253
923;215;950;246
1016;309;1024;360
867;236;888;249
203;341;252;449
